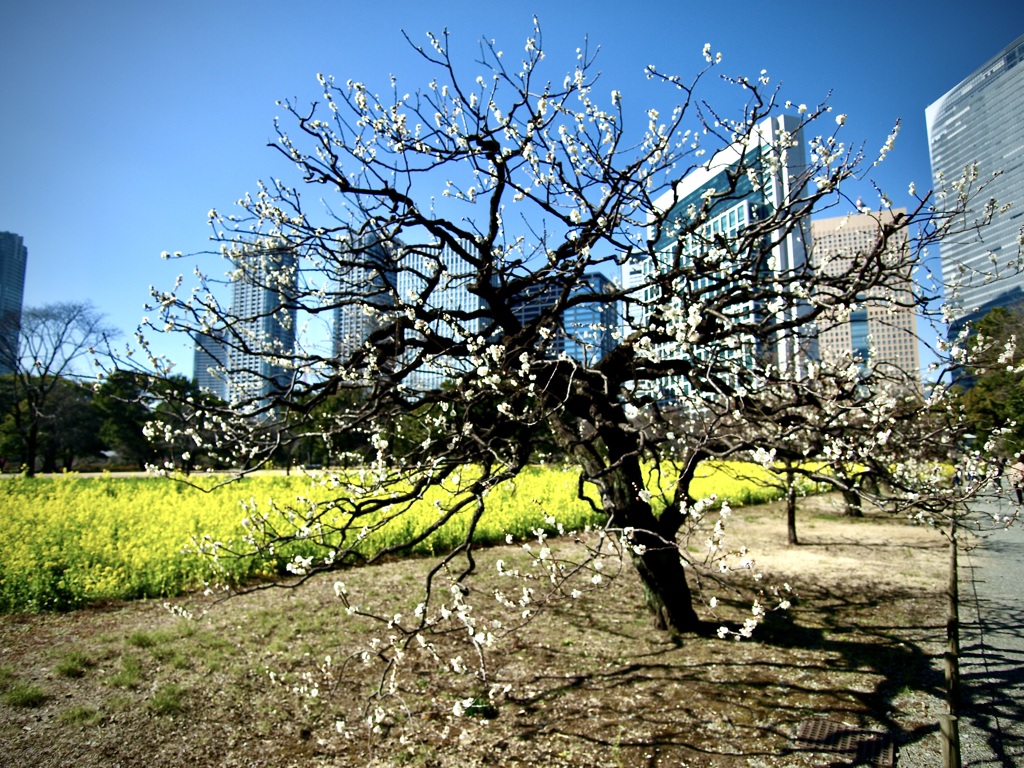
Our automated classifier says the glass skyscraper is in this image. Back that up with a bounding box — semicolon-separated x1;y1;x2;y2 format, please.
394;239;487;393
222;246;297;407
926;33;1024;333
191;330;227;400
560;272;617;365
510;270;618;365
332;236;397;362
0;232;28;375
629;114;813;399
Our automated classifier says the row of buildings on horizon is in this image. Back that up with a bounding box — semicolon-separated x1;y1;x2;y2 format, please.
191;135;919;407
190;32;1024;407
2;35;1020;400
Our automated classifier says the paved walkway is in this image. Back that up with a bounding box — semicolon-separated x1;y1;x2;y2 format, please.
958;495;1024;767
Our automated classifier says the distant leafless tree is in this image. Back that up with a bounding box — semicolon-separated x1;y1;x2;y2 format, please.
1;302;117;475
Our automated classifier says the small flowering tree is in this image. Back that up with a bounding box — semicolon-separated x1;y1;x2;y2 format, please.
713;356;957;543
150;24;994;643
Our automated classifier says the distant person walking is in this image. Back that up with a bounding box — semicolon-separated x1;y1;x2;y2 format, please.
1009;455;1024;504
992;456;1005;490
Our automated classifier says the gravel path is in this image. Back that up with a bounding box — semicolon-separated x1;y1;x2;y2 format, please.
958;494;1024;767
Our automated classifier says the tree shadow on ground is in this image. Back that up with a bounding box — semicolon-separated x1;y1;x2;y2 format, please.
958;597;1024;767
486;578;946;766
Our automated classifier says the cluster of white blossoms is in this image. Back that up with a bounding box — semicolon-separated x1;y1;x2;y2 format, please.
288;506;630;738
265;653;336;724
701;42;723;64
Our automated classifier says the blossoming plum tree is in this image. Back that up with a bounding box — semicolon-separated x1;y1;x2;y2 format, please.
149;24;995;640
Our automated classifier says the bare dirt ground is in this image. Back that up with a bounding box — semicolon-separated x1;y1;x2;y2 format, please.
0;494;951;767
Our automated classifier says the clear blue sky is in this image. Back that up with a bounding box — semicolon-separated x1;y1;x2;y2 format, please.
2;0;1023;375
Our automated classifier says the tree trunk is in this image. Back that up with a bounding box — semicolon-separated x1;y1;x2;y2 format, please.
843;488;863;517
942;519;962;768
555;410;706;636
24;423;39;477
41;443;58;474
786;465;799;545
833;463;863;517
598;456;704;635
628;539;703;634
945;519;960;712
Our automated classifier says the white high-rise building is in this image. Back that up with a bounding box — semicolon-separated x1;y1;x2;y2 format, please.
633;115;813;399
223;247;297;407
926;33;1024;335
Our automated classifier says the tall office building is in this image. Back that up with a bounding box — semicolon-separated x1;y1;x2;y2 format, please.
618;256;646;341
632;114;813;398
223;246;297;407
811;210;921;383
332;236;397;361
560;272;618;365
394;239;487;392
0;231;28;374
191;331;227;400
511;271;618;365
926;33;1024;333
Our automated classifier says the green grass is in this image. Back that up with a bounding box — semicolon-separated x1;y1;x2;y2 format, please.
151;645;191;669
3;682;47;708
54;650;94;678
58;704;102;725
0;665;48;708
107;655;143;689
0;664;16;691
148;683;186;715
127;629;173;649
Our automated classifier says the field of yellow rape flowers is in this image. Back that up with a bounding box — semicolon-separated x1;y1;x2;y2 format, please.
0;462;793;613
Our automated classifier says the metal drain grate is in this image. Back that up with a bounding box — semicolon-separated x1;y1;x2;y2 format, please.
793;719;895;767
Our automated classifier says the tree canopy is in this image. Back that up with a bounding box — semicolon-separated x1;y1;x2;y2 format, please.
958;305;1024;457
147;26;1001;641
